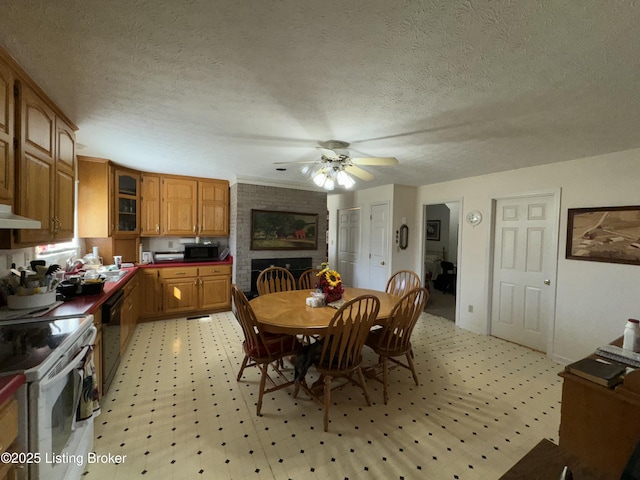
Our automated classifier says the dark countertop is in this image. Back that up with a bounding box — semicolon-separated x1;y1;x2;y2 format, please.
46;257;233;317
0;373;25;404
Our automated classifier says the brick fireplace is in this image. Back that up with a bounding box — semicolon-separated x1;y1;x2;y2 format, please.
229;183;328;293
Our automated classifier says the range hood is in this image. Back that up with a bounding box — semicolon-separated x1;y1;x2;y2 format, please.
0;204;41;229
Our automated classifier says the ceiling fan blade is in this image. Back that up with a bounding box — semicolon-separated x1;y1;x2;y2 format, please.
345;165;374;181
351;157;399;166
273;160;319;165
316;147;340;159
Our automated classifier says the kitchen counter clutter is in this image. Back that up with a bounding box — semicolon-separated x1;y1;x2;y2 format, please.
45;256;232;318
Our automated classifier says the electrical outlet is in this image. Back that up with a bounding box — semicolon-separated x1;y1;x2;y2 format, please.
168;241;174;248
468;305;473;313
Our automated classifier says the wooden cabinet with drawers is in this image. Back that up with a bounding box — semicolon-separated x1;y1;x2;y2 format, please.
160;266;199;314
141;264;232;319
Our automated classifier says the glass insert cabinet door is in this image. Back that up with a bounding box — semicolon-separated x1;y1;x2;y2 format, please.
114;169;140;234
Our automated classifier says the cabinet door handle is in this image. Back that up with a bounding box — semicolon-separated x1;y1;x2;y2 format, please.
193;225;197;233
175;272;186;276
156;223;159;233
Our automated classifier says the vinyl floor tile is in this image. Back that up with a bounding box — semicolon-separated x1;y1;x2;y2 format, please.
83;312;562;479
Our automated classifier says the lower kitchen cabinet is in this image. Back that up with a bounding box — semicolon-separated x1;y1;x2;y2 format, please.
199;265;232;310
142;264;232;319
161;267;199;315
120;272;139;353
139;268;162;317
0;393;19;480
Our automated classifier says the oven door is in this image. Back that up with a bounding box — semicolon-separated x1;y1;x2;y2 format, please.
29;326;97;480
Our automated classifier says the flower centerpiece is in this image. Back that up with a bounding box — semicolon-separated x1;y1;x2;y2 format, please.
315;265;344;303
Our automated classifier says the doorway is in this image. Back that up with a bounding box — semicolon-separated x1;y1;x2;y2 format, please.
423;202;460;321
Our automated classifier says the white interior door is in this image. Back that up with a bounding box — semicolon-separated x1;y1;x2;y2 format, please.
337;208;360;287
368;202;389;291
490;194;558;352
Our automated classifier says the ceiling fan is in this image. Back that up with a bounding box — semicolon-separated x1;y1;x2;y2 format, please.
274;140;399;190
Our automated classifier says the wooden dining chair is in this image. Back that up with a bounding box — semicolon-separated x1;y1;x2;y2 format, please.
385;270;421;297
231;285;300;415
294;294;380;432
364;287;429;404
297;268;321;290
256;266;296;295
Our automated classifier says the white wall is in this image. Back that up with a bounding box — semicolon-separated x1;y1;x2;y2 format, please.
391;185;420;274
416;149;640;363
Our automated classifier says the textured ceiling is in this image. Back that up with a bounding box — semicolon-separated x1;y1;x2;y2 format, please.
1;1;640;191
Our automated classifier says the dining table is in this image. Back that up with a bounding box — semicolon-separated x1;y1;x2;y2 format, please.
249;287;402;336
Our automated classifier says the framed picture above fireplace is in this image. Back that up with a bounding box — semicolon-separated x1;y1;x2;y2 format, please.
251;209;319;250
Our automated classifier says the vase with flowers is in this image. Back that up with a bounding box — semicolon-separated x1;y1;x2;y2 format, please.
315;266;344;303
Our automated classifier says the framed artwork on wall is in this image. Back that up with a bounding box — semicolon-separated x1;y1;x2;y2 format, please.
566;205;640;265
251;209;319;250
426;220;441;241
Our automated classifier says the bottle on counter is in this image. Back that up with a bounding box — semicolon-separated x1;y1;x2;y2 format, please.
622;318;640;352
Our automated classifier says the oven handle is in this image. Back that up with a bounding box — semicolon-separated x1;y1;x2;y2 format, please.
41;325;97;391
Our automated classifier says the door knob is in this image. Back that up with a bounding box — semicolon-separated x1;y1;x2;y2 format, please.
381;261;385;266
544;279;551;285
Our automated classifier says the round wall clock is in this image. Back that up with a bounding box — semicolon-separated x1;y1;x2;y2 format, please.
466;210;483;226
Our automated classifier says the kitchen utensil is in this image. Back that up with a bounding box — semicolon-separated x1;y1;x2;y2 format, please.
30;260;46;271
35;265;48;279
45;264;61;276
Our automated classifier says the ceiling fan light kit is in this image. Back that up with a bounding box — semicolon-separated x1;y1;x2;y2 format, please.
275;139;399;191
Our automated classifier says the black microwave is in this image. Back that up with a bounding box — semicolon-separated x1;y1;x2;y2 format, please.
184;243;219;262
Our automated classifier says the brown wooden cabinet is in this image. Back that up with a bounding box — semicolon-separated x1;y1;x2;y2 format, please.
54;117;75;240
145;264;232;318
113;168;139;235
198;264;232;310
198;179;229;236
120;272;139;353
16;83;55;245
160;266;199;314
0;58;15;203
0;47;77;248
139;268;162;317
160;176;229;237
78;157;141;264
162;176;198;236
14;83;76;245
140;174;161;236
0;393;19;480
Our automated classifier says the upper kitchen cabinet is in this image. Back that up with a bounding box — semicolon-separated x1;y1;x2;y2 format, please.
140;174;161;236
199;179;229;236
15;83;76;245
113;168;139;235
160;176;229;237
0;59;14;203
162;176;197;236
78;156;140;237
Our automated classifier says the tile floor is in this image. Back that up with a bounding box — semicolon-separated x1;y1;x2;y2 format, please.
83;312;563;480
